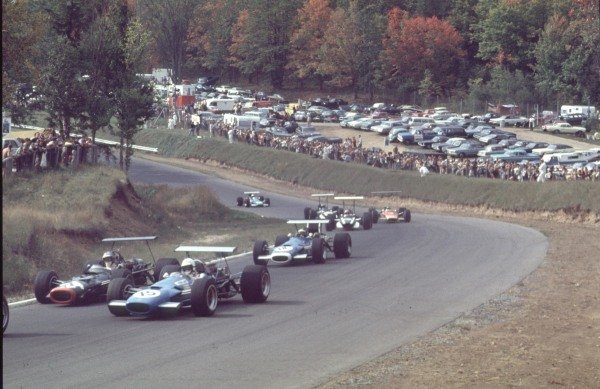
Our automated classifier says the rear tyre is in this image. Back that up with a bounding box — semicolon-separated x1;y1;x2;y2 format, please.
369;207;379;223
311;237;326;264
303;207;312;219
264;198;271;206
191;277;218;316
236;197;243;206
34;270;58;304
240;265;270;303
159;265;181;280
244;198;250;207
333;233;352;259
275;235;288;247
253;240;269;266
106;277;133;303
362;212;373;230
325;215;336;231
154;258;180;282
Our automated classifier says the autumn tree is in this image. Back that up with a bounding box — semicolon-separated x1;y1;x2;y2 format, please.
287;0;333;90
381;8;465;97
186;0;240;81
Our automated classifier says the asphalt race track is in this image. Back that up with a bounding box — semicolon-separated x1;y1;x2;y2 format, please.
3;158;548;389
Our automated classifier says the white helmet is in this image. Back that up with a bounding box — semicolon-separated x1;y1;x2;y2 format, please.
102;250;121;268
181;258;195;275
298;229;307;237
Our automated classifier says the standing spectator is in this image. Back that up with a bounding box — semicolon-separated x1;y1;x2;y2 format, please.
537;161;548;182
228;128;235;144
357;135;363;149
529;116;535;130
2;143;12;176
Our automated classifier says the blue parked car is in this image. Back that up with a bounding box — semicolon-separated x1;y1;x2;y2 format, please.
107;246;270;317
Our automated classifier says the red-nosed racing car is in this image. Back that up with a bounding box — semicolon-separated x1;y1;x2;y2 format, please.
33;236;175;305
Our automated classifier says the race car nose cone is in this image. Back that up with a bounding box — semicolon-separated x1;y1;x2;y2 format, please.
49;287;78;305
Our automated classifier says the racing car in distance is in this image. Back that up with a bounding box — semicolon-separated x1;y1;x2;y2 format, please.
303;193;342;231
252;220;352;265
376;207;412;223
33;236;178;305
236;191;271;207
107;246;269;317
333;196;373;231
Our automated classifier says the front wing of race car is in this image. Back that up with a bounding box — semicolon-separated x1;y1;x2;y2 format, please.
108;276;190;317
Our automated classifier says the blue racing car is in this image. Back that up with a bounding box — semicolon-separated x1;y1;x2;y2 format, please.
107;246;270;317
236;191;271;207
252;220;352;265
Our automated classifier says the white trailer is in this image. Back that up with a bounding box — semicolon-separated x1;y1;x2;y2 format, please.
560;105;596;117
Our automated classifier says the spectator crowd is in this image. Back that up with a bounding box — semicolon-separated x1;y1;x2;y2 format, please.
198;120;600;182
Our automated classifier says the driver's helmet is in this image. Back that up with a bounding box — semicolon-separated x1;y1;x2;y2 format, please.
102;250;122;268
181;258;195;275
344;209;351;215
298;229;307;237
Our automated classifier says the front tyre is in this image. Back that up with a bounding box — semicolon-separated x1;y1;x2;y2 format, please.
106;277;133;303
34;270;59;304
191;277;218;316
236;197;244;206
403;209;412;223
333;233;352;259
362;212;373;230
240;265;270;303
311;237;326;264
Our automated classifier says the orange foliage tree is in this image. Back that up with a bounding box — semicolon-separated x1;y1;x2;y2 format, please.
381;7;465;95
287;0;333;89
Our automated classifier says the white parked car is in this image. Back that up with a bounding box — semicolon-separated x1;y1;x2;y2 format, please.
531;144;575;156
489;115;528;127
541;122;587;137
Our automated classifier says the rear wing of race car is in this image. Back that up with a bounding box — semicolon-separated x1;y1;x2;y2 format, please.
244;191;260;195
174;246;237;264
311;193;335;197
287;219;330;234
102;236;158;263
334;196;364;212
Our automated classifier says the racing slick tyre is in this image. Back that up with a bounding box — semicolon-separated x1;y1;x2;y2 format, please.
106;277;134;304
154;258;180;282
240;265;270;303
236;197;244;206
311;237;326;264
307;209;319;233
3;296;9;334
403;209;412;223
308;208;318;220
34;270;59;304
191;277;218;316
82;260;103;273
159;265;181;280
244;198;251;207
331;205;340;215
325;215;336;231
265;198;271;206
362;212;373;230
304;207;312;219
369;207;379;224
253;240;269;266
275;235;288;246
333;233;352;259
258;195;265;201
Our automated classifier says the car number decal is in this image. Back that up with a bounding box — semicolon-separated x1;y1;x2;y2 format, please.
135;290;160;298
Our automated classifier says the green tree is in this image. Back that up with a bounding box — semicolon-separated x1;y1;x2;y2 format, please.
2;0;47;123
136;0;202;82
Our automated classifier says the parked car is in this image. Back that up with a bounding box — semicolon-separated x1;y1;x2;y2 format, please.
359;119;382;131
371;120;405;135
446;141;484;157
541;122;587;137
418;135;448;149
396;127;435;145
489;115;528;127
531;144;575;156
491;149;541;162
432;137;467;153
477;144;508;157
478;132;517;144
295;125;321;138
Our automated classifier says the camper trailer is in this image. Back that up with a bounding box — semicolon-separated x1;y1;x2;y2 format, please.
205;98;237;113
560;105;596;117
